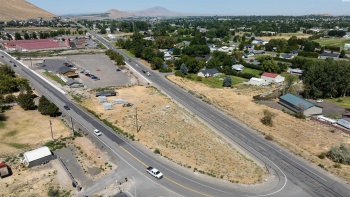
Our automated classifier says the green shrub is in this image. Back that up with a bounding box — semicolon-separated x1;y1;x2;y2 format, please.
174;70;184;77
159;68;172;73
261;109;276;126
154;148;161;154
318;152;326;159
327;144;350;165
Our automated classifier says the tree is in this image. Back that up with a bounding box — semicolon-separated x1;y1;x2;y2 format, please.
100;28;107;34
14;32;22;40
23;32;30;40
32;32;37;39
222;76;232;87
173;48;181;56
180;63;188;75
262;60;280;73
340;50;346;58
17;92;35;110
46;103;60;117
38;96;51;113
151;57;163;70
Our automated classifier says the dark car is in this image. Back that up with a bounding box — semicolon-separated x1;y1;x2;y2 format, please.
116;68;121;71
13;64;17;67
63;105;70;110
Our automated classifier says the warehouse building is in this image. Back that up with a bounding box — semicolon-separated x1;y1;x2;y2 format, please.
21;146;55;167
279;93;323;117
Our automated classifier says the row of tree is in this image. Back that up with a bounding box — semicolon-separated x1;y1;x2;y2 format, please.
105;50;125;65
303;59;350;98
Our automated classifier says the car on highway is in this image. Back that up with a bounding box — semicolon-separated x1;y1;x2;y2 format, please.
9;60;12;63
146;71;151;76
63;105;70;110
1;55;4;58
116;68;121;71
13;64;17;67
146;166;163;179
94;129;102;136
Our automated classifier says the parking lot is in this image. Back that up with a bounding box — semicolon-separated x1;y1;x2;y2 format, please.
66;54;130;88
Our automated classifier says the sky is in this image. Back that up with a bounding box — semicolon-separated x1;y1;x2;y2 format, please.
27;0;350;16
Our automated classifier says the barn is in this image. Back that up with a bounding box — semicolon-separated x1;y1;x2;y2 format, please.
21;146;55;167
279;93;323;117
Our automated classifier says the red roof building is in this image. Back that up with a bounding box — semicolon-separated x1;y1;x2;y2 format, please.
1;39;67;51
261;72;279;78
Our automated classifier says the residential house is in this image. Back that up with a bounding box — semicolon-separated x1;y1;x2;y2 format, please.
164;52;172;60
260;31;276;35
261;72;285;84
287;68;303;76
182;41;190;46
245;44;254;51
232;64;245;72
292;49;301;55
319;52;339;59
280;53;295;59
279;93;323;117
344;44;350;50
57;66;78;78
252;39;268;45
243;77;267;86
197;68;219;78
250;60;261;66
253;50;265;55
195;55;212;63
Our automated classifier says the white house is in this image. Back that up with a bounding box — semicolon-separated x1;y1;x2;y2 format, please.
244;77;268;86
261;72;285;84
231;64;244;72
22;146;54;167
197;68;219;78
164;52;172;60
345;44;350;50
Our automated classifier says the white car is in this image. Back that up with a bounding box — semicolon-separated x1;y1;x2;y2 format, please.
146;71;151;76
146;166;163;179
316;99;324;103
94;129;102;136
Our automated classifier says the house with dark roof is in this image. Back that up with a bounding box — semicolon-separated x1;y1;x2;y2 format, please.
279;94;323;117
319;52;339;59
197;68;219;78
261;72;285;84
66;79;82;88
57;66;78;78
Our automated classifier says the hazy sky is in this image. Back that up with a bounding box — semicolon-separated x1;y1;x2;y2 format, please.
27;0;350;15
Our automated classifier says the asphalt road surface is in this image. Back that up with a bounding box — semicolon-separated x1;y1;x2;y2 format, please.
2;35;350;197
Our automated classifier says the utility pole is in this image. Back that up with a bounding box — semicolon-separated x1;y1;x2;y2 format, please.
70;116;74;133
49;120;54;140
135;107;138;133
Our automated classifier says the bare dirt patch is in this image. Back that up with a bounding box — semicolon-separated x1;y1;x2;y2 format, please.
81;85;266;184
73;137;115;179
167;75;350;183
0;161;73;197
0;106;72;157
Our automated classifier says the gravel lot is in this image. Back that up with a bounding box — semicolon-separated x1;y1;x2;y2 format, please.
67;54;130;88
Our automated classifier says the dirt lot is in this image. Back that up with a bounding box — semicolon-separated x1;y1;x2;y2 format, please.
0;160;73;197
167;75;350;183
0;106;71;157
81;85;266;184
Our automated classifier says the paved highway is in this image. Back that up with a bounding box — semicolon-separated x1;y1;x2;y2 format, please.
90;32;350;197
2;33;350;196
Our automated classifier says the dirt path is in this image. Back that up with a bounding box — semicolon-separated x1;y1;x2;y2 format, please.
167;75;350;183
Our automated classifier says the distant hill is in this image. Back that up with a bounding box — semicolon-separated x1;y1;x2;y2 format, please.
130;6;191;17
107;9;134;18
0;0;55;21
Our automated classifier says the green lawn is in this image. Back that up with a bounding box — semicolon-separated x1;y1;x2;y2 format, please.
280;73;298;81
242;68;263;77
187;74;246;88
121;49;136;58
314;37;350;50
325;97;350;109
43;71;66;86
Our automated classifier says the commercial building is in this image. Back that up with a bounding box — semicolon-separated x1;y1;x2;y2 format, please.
279;94;323;117
21;146;55;167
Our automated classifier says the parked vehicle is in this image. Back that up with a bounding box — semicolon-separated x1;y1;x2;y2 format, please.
146;166;163;179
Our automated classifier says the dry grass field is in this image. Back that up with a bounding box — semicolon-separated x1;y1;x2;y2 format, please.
81;86;267;184
0;0;54;21
167;75;350;183
0;106;72;157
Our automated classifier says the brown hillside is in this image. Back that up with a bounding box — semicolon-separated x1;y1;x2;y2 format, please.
0;0;55;21
106;9;134;18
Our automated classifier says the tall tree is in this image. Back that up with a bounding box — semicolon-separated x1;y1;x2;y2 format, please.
180;63;188;75
222;76;232;87
17;93;35;110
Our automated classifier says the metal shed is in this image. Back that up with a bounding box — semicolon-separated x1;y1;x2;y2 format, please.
103;102;113;110
21;146;55;167
98;96;107;103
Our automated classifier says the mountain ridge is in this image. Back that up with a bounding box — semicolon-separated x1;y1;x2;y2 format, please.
0;0;55;21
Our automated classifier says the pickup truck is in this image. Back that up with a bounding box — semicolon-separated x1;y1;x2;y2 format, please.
146;166;163;179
